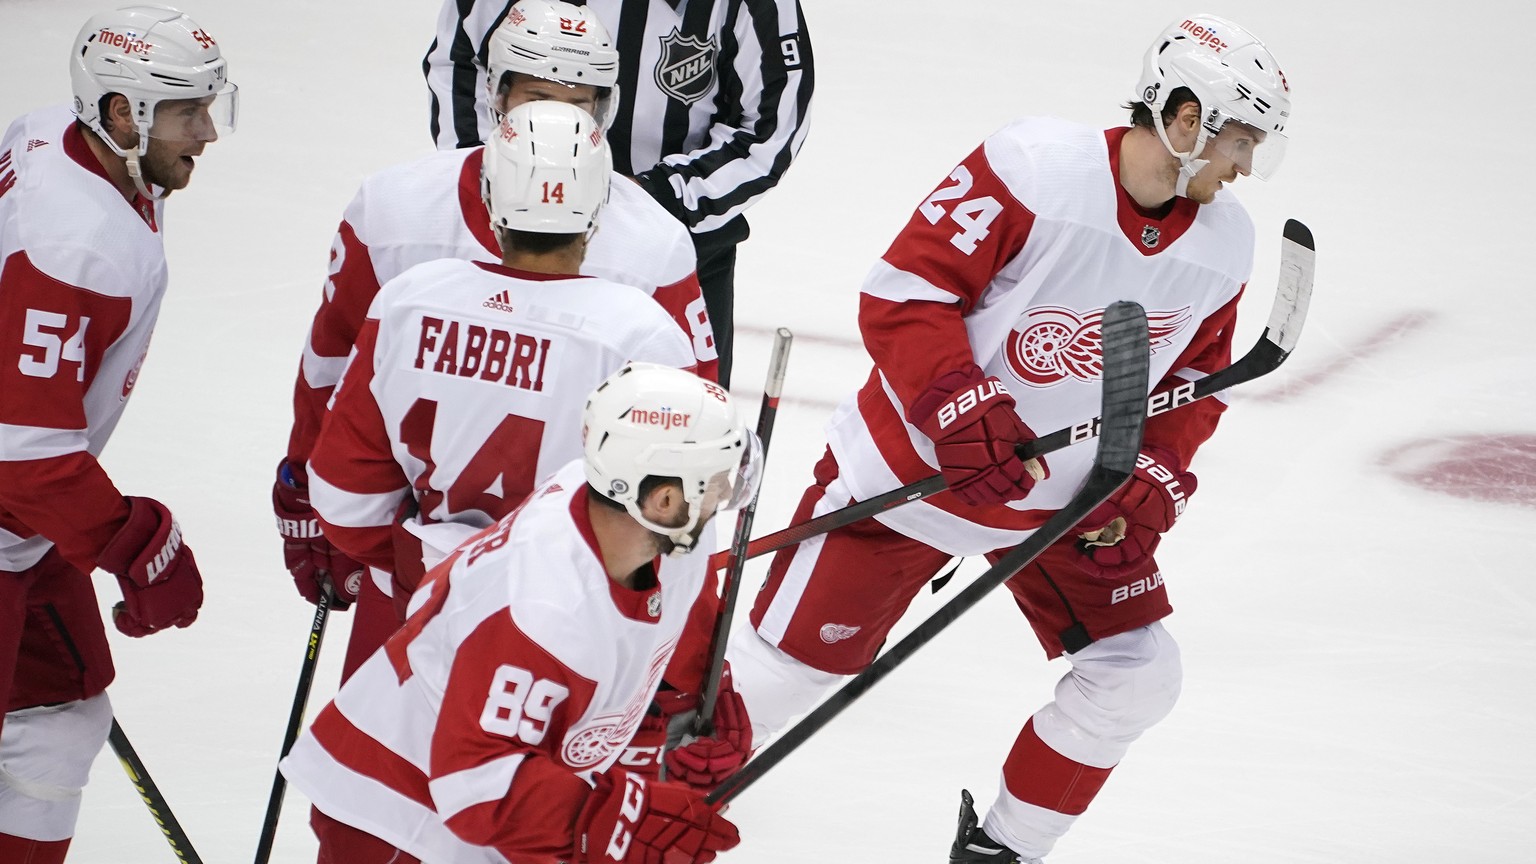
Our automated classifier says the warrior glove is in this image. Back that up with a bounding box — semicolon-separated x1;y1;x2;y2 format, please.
272;460;364;608
1075;447;1197;578
97;497;203;637
909;364;1047;506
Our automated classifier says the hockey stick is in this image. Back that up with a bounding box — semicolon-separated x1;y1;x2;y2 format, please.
706;300;1151;807
252;585;334;864
109;719;205;864
711;218;1314;570
691;327;793;737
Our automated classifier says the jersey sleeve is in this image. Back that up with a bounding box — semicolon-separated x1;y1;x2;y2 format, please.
662;570;724;694
428;602;599;859
625;303;701;377
423;0;505;150
649;273;719;383
286;212;385;468
633;0;814;234
0;250;133;572
1143;289;1243;469
309;318;410;570
859;142;1035;410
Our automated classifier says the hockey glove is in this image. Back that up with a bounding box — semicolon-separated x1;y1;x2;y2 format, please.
663;667;752;788
909;364;1047;506
97;497;203;637
273;460;364;608
1074;447;1197;578
575;770;739;864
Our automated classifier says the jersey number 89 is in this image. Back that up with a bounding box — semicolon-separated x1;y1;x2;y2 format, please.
479;664;569;743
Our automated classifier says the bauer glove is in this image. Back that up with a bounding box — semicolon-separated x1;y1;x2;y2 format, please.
909;364;1047;505
1074;447;1196;578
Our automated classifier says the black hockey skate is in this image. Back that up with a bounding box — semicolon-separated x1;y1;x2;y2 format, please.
949;789;1035;864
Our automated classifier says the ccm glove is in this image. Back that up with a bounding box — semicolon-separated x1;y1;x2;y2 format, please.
575;770;739;864
663;668;752;788
909;364;1047;506
97;497;203;637
1075;447;1197;578
273;460;364;608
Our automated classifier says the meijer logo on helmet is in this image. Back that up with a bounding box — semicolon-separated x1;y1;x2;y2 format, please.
1178;20;1227;53
98;29;154;56
630;407;692;431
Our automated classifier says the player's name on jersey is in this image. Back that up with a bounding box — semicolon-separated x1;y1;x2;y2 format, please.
413;314;551;392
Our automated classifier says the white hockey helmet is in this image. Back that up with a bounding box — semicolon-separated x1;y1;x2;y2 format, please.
70;5;238;157
1136;14;1290;193
583;363;762;556
487;0;620;129
481;100;612;234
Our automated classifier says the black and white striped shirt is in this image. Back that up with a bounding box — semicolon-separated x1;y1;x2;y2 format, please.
425;0;814;236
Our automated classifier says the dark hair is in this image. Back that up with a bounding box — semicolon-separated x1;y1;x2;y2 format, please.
586;476;683;513
1126;86;1199;129
496;227;585;255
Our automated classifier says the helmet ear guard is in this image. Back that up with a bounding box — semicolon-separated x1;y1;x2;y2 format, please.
582;363;762;555
1134;15;1290;193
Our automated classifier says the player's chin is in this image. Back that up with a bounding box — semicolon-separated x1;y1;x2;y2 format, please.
157;158;197;191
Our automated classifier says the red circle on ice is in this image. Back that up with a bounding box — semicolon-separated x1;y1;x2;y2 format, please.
1379;434;1536;507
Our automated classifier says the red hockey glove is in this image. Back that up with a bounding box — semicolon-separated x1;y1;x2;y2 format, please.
619;712;671;780
1074;447;1197;578
273;460;364;609
97;497;203;637
575;770;739;864
663;668;752;788
909;364;1048;506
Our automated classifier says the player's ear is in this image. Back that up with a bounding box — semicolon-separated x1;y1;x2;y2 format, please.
103;94;136;144
638;479;687;526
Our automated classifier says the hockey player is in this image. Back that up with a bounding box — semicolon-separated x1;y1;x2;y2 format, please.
306;97;704;675
0;6;236;861
273;0;717;673
426;0;815;386
672;14;1295;862
281;362;758;864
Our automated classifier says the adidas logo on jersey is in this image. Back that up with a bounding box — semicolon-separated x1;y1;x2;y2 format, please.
482;290;515;313
27;139;49;151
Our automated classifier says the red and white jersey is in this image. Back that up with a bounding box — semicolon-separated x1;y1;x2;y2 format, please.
306;258;697;575
833;119;1253;556
0;106;167;573
286;146;717;467
282;462;715;864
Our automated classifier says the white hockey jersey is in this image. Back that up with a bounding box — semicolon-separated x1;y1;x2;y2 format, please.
282;462;715;864
0;106;167;573
834;119;1253;556
307;257;697;577
286;145;717;468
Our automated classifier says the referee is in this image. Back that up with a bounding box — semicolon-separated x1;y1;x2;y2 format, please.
426;0;814;387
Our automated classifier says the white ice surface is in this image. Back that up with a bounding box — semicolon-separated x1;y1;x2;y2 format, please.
3;0;1534;861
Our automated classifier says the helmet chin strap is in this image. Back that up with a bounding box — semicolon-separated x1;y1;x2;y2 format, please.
123;147;164;201
97;121;166;201
630;502;705;557
1154;117;1212;198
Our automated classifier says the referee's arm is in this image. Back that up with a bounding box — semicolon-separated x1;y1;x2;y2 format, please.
635;0;814;235
424;0;511;150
